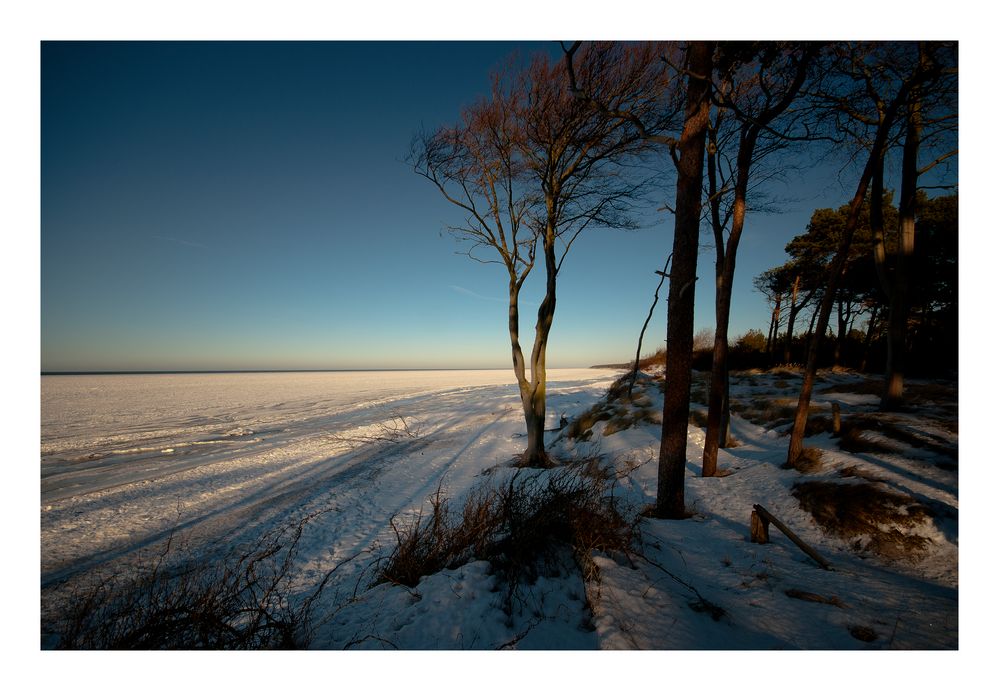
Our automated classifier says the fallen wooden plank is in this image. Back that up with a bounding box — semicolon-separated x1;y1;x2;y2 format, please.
752;503;832;570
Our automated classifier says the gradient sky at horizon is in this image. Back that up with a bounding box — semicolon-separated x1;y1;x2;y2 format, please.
41;41;922;372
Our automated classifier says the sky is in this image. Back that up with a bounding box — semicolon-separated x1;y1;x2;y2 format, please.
40;40;943;372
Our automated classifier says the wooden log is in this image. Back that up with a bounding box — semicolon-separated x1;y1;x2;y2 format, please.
752;503;832;570
750;510;770;544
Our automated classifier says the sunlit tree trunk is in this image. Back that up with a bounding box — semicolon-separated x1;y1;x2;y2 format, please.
656;41;713;517
786;78;908;468
522;223;559;466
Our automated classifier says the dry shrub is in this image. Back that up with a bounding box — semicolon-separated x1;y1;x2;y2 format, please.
636;346;667;371
792;481;932;559
689;383;709;406
804;414;834;437
377;465;637;599
56;513;336;649
768;366;803;379
603;406;660;436
689;409;708;428
849;625;878;643
785;446;824;473
837;426;901;454
565;396;660;441
838;465;886;483
733;397;822;431
564;406;614;441
842;414;957;459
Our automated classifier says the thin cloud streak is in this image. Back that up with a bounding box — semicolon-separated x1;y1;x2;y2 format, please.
449;284;540;306
152;235;209;250
449;285;506;303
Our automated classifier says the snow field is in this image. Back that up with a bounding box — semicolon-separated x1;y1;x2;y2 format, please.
40;368;957;650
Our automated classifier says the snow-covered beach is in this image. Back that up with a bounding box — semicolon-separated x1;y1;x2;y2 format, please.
41;367;957;651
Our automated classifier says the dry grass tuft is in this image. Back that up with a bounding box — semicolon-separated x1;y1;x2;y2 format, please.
377;464;637;604
689;408;708;428
564;407;614;441
792;481;932;560
840;414;957;459
837;426;901;454
564;392;661;441
785;446;824;473
849;624;879;642
803;414;834;437
55;512;338;649
837;465;886;483
731;397;825;432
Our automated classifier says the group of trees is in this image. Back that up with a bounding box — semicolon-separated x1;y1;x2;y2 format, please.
754;191;956;376
413;41;957;518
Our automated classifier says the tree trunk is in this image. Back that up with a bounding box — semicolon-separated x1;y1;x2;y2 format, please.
833;299;846;367
719;366;732;448
508;276;549;467
882;76;922;410
703;149;751;476
766;293;782;364
655;41;713;518
859;306;880;372
805;303;819;342
628;259;670;397
786;81;906;468
521;227;559;467
782;276;800;364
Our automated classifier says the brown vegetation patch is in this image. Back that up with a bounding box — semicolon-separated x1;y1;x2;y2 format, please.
803;414;834;437
849;625;878;643
841;414;957;459
731;396;825;432
785;446;824;473
904;380;958;406
565;392;662;440
689;409;708;428
784;589;847;608
791;481;932;560
377;465;637;607
56;513;337;649
564;407;614;441
602;406;661;436
837;426;902;455
636;347;667;371
689;384;709;406
837;465;886;483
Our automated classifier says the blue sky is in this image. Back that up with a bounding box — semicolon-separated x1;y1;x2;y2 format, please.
42;41;896;371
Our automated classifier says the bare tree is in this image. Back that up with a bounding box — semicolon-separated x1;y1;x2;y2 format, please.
700;42;816;476
869;42;957;409
564;40;713;517
786;42;936;468
415;48;661;466
654;42;715;517
753;267;786;359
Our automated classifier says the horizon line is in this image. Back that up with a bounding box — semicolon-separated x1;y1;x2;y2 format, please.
40;366;607;376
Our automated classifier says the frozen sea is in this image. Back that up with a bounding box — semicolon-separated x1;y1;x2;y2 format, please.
40;368;619;598
41;368;614;502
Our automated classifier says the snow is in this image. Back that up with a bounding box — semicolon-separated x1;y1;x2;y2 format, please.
38;367;967;682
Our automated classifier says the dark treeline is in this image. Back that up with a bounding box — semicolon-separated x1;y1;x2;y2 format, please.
750;191;957;376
